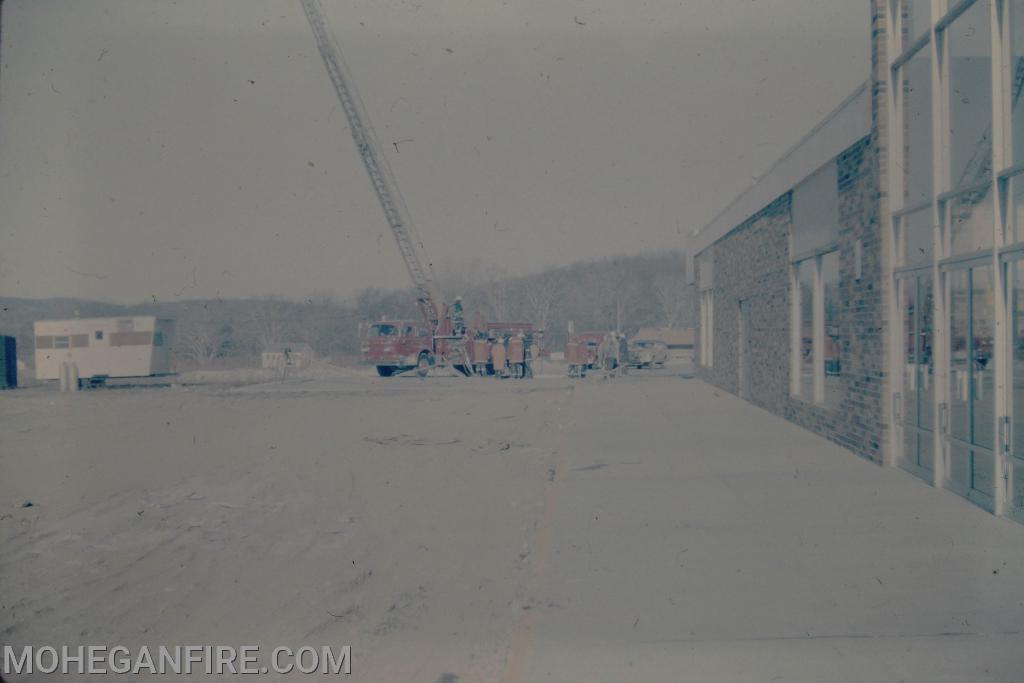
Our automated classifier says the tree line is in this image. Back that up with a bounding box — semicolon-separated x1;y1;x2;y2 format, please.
2;251;694;368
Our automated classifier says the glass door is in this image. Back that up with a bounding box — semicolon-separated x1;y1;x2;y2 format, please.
1009;260;1024;521
898;272;935;476
945;264;996;509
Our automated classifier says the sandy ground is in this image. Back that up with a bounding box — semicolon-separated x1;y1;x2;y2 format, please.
2;364;1024;682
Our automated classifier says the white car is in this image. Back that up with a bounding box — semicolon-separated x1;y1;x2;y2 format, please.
627;339;669;368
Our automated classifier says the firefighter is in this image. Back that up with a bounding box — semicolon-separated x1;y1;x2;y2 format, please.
601;333;617;378
597;334;609;376
508;331;526;379
452;296;466;336
618;333;630;375
523;330;536;379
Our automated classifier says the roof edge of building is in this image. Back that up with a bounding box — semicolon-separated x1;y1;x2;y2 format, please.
691;79;870;259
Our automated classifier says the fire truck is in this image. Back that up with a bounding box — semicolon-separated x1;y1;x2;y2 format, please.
301;0;533;378
565;331;608;378
362;321;434;377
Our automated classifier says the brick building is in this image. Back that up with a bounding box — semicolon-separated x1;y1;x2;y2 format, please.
692;0;1024;523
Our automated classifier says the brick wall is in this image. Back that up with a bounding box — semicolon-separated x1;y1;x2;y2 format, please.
695;135;886;463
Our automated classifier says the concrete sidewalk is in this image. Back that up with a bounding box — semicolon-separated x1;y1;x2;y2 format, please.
515;376;1024;683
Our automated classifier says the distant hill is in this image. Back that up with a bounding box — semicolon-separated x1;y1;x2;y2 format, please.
0;251;693;369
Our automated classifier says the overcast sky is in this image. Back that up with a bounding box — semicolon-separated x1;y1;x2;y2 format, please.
0;0;869;304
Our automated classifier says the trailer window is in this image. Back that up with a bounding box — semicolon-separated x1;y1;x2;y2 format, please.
95;331;104;340
54;336;70;349
371;324;399;337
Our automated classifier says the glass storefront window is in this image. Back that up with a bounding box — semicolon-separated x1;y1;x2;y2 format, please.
949;189;994;255
1012;260;1024;461
1013;0;1024;166
907;0;932;44
904;50;933;206
949;269;971;444
899;273;936;474
946;264;995;498
1014;174;1024;244
972;267;995;453
949;0;993;191
902;278;920;428
797;259;815;400
822;252;841;410
1014;459;1024;515
919;276;935;434
903;206;934;266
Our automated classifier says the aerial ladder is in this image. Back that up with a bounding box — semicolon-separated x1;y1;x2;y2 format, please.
300;0;470;374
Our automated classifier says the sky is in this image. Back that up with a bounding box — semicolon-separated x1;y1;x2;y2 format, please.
0;0;869;304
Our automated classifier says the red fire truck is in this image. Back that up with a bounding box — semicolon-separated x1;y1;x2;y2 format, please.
362;321;434;377
303;2;533;378
565;332;608;377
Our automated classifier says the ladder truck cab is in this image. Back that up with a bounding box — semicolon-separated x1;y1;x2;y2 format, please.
362;320;433;377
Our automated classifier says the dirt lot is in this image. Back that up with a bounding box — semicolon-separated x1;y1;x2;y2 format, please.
3;365;1024;682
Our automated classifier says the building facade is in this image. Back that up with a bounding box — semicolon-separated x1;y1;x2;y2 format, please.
693;0;1024;523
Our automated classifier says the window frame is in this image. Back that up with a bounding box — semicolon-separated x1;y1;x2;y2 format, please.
790;246;840;406
699;289;714;368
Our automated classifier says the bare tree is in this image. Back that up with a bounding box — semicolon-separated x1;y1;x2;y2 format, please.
479;265;512;321
247;296;289;353
652;270;694;328
175;322;219;366
590;259;646;333
518;270;566;333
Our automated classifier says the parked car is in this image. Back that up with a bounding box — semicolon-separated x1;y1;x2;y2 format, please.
627;339;669;369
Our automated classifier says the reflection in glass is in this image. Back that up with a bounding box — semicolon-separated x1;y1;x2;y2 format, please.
949;190;993;255
901;274;935;473
949;269;970;444
972;266;995;454
949;0;993;191
1012;262;1024;461
904;430;920;470
1014;174;1024;245
907;0;931;44
902;278;919;429
919;276;935;434
1013;1;1024;166
949;443;972;492
1014;459;1024;515
798;259;815;401
903;207;933;266
822;252;841;410
948;266;995;496
919;430;934;472
903;51;933;206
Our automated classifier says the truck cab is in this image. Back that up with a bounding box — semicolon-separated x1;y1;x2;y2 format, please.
362;321;433;377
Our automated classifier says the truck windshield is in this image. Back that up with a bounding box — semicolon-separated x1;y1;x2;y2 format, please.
371;324;400;337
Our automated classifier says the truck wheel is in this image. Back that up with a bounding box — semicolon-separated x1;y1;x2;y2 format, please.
416;352;433;377
376;366;395;377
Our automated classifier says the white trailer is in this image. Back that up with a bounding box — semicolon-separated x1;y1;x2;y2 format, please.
33;316;175;381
